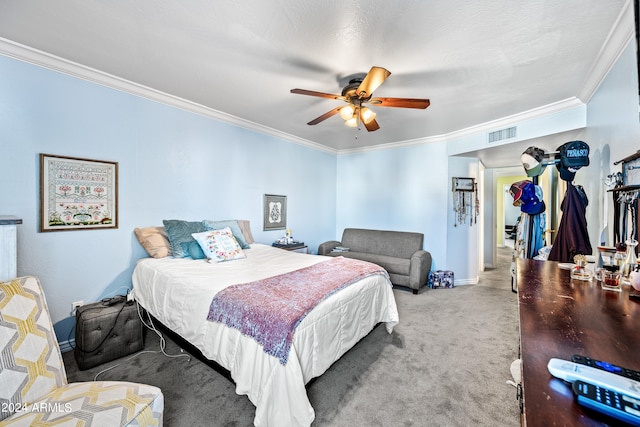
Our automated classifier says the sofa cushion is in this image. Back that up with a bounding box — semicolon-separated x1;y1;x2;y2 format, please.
341;228;423;259
327;252;410;276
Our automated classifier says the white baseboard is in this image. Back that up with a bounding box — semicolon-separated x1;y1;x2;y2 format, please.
455;277;479;286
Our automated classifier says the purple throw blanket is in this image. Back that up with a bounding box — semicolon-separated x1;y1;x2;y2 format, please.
207;256;389;365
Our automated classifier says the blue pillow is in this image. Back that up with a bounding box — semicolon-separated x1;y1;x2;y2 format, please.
202;219;250;249
162;220;206;258
187;240;206;259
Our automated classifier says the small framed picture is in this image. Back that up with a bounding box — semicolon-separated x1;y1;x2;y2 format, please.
263;194;287;230
40;154;118;232
452;177;475;192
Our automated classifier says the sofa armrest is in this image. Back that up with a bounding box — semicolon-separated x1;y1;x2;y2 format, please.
409;250;432;290
318;240;341;255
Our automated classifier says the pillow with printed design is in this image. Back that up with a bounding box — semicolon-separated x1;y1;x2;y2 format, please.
202;219;251;249
192;227;246;262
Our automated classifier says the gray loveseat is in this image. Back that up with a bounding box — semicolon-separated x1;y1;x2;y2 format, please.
318;228;432;294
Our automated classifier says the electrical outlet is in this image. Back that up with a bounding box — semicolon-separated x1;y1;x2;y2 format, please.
71;301;83;315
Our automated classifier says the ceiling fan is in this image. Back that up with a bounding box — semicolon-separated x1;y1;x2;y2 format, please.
291;66;430;132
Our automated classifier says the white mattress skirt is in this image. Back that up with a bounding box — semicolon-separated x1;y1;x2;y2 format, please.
132;244;399;427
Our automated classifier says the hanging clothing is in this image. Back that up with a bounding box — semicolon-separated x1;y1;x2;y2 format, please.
528;213;546;258
510;212;547;278
548;182;592;263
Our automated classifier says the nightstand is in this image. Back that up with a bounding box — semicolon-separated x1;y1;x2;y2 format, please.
272;242;308;254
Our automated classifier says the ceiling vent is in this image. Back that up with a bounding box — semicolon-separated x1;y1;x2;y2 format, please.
488;126;517;143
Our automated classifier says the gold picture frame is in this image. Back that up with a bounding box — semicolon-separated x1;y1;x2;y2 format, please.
40;153;118;232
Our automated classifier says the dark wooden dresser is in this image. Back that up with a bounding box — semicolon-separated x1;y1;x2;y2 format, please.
516;258;640;426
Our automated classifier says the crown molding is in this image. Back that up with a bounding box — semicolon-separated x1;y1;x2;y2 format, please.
337;133;447;155
0;2;630;159
578;0;635;102
0;37;336;155
339;97;584;155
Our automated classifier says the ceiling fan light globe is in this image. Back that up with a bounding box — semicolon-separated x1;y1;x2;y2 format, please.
345;117;358;127
360;107;376;124
340;105;354;120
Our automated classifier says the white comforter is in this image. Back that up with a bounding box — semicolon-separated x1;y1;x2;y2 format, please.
132;243;399;427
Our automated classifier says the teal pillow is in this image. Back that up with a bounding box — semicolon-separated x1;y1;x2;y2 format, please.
162;220;206;258
187;240;206;259
202;219;250;249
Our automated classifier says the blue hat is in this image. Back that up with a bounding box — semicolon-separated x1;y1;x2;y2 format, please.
520;182;545;215
559;141;590;169
556;162;576;182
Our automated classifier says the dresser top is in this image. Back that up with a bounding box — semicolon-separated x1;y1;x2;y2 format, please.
0;216;23;225
517;257;640;426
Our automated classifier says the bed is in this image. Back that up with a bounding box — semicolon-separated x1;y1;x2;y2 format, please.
131;221;399;427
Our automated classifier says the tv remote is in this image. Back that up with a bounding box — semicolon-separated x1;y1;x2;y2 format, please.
572;354;640;382
547;358;640;399
573;380;640;426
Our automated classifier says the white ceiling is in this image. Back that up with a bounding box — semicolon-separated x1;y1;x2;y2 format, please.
0;0;632;155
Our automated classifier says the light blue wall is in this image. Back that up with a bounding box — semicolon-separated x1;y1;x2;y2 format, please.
2;35;639;344
333;39;640;285
580;40;640;248
335;142;449;270
446;156;480;284
0;55;337;341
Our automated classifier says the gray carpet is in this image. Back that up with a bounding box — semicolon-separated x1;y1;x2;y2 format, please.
64;247;520;426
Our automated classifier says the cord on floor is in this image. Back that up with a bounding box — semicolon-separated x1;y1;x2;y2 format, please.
93;300;191;381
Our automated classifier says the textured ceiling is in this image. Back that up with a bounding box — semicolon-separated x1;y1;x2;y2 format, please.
0;0;631;154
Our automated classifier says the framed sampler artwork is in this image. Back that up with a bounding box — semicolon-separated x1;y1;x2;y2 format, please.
263;194;287;231
40;153;118;232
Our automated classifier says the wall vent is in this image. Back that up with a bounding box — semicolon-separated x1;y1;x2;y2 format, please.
488;126;517;143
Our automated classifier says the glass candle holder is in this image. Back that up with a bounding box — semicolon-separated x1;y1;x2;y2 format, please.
601;265;621;292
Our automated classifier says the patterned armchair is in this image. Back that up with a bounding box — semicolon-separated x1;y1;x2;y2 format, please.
0;276;164;426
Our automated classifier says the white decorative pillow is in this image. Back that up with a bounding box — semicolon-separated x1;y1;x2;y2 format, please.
191;227;246;262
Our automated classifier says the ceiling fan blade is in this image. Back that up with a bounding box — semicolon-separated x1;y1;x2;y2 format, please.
370;97;431;109
307;107;341;125
356;66;391;99
362;117;380;132
291;88;345;100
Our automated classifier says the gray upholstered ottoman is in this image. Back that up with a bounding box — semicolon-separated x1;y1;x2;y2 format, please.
74;298;144;370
